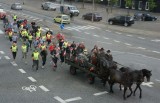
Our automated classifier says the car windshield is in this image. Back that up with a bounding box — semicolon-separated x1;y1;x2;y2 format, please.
126;16;133;20
94;13;100;16
70;6;77;10
62;16;69;19
15;3;21;6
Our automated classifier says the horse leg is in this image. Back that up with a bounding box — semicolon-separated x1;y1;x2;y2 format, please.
123;86;127;100
127;86;133;98
119;84;122;91
133;84;138;96
139;85;142;99
108;81;114;93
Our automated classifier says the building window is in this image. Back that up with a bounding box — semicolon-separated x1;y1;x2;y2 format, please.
145;2;149;10
138;1;142;10
132;1;135;9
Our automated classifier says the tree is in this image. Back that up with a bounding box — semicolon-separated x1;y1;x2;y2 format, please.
124;0;132;15
110;0;118;13
148;0;157;11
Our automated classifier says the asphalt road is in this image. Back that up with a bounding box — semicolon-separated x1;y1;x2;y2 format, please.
0;2;160;103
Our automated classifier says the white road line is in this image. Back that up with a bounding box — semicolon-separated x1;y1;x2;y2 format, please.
141;82;154;87
152;51;160;54
137;47;146;50
97;41;112;44
115;32;122;34
11;62;18;66
4;56;10;60
93;91;108;96
87;25;101;29
0;29;4;34
93;35;99;37
37;19;43;22
126;35;133;37
72;36;85;39
39;85;50;92
105;30;111;32
113;40;120;43
84;32;90;34
0;51;4;54
124;43;132;46
65;97;82;102
155;79;160;82
18;69;26;73
54;96;66;103
151;39;160;42
28;77;37;82
138;37;145;39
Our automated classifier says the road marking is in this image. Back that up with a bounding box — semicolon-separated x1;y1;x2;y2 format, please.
126;35;133;37
28;77;37;82
113;40;120;43
0;51;4;54
4;56;10;60
137;47;146;50
152;51;160;54
103;37;109;39
22;85;37;92
115;32;122;34
0;29;4;34
93;91;108;96
18;69;26;73
65;97;82;102
155;79;160;82
54;96;66;103
124;43;132;46
105;30;111;32
84;32;90;34
141;82;154;87
93;35;99;37
11;62;18;66
72;36;85;40
97;41;112;44
138;37;145;39
39;85;50;92
151;39;160;42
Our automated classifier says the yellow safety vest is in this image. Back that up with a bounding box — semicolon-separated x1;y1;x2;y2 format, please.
12;46;17;52
13;15;17;19
28;35;33;40
9;32;12;37
24;31;28;37
21;31;25;36
33;52;39;60
47;34;51;39
42;35;46;40
36;32;41;38
41;45;46;50
21;45;27;52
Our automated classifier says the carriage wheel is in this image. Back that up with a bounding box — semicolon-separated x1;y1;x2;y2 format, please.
88;74;95;84
70;66;76;75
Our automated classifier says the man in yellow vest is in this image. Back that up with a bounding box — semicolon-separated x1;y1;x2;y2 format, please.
32;49;40;71
13;14;17;21
21;43;27;63
10;43;18;61
40;43;46;51
28;33;33;49
8;31;13;42
36;30;41;39
46;32;52;45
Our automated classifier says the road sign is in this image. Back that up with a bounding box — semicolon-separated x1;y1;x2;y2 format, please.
60;23;64;30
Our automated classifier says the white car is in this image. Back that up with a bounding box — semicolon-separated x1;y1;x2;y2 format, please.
41;2;57;11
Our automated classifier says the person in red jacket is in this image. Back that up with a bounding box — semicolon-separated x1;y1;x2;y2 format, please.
49;43;56;55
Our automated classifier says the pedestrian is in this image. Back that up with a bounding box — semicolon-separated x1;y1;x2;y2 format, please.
40;48;48;68
59;39;64;50
21;42;27;63
12;33;18;43
32;49;40;71
51;54;59;71
25;39;30;53
28;33;33;49
70;12;74;21
13;14;17;21
10;43;18;62
60;48;65;63
46;32;52;45
8;30;13;42
40;42;47;51
49;43;56;55
33;38;39;49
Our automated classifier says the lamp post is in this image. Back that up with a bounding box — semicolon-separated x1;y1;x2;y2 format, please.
92;0;95;22
107;0;110;28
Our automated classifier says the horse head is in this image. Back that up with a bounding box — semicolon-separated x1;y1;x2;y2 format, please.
142;69;152;82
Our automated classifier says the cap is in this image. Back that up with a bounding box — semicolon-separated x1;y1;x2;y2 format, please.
107;50;111;53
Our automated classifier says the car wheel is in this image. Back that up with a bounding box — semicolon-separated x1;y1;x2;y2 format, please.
124;22;128;27
109;21;113;25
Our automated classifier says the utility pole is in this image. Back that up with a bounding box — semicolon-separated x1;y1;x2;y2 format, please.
107;0;110;28
92;0;95;22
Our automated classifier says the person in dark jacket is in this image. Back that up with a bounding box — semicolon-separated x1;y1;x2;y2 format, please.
60;48;65;63
40;48;48;68
52;54;59;71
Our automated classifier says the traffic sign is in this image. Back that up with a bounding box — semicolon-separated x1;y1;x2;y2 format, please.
60;23;64;30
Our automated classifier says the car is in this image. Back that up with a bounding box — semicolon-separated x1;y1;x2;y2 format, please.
134;13;157;21
41;2;57;11
82;13;102;21
0;5;6;19
108;15;134;27
62;5;79;16
11;3;22;10
53;14;70;24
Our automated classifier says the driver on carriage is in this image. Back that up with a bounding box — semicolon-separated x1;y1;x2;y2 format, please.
77;42;85;54
105;50;113;61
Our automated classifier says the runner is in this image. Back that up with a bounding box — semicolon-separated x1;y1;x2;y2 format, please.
21;42;27;64
10;43;18;62
32;49;40;71
40;48;48;68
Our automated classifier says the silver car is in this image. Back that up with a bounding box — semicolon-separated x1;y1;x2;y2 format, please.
11;3;22;10
41;2;57;11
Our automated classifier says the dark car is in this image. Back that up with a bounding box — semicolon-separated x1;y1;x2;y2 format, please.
134;13;157;21
82;13;102;21
11;3;22;10
108;15;134;27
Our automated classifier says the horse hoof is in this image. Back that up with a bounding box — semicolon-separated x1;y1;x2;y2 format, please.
139;96;142;99
127;95;131;98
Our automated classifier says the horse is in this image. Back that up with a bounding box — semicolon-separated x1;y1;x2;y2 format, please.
119;67;152;99
108;68;144;100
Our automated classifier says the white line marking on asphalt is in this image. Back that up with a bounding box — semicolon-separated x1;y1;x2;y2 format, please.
93;91;108;96
141;82;154;87
65;97;82;102
72;36;85;39
18;69;26;73
137;47;146;50
115;32;122;34
54;96;66;103
152;51;160;54
126;35;133;37
151;39;160;42
138;37;145;39
28;77;37;82
105;30;111;32
4;56;10;60
124;43;132;46
97;41;112;44
0;51;4;54
103;37;109;39
37;19;43;22
114;40;120;43
39;85;50;92
0;29;4;34
11;62;18;66
84;32;90;34
155;79;160;82
93;35;99;37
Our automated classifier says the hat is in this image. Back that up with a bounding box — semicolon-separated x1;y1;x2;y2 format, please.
107;50;111;53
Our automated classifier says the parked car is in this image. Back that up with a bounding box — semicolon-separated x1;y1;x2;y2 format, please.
11;3;22;10
41;2;57;11
108;15;134;27
134;13;157;21
82;13;102;21
0;5;6;19
62;5;79;16
53;14;70;24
